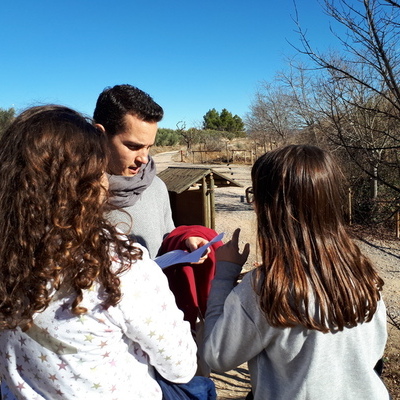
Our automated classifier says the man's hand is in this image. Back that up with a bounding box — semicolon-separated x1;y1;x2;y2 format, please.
216;228;250;267
185;236;211;264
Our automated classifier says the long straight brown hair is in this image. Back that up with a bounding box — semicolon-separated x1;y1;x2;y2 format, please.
252;145;383;332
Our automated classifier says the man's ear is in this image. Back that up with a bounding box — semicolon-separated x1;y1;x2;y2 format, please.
94;123;106;133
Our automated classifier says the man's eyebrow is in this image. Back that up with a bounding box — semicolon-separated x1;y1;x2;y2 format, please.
122;140;145;146
123;140;153;147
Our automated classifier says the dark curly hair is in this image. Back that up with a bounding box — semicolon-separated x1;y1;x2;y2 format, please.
93;84;164;135
0;105;142;330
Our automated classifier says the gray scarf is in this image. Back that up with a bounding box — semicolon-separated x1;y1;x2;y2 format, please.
107;156;156;208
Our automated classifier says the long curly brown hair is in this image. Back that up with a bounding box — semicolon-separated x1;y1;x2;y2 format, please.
252;145;384;332
0;105;142;330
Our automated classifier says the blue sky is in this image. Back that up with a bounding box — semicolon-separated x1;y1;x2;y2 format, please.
0;0;336;129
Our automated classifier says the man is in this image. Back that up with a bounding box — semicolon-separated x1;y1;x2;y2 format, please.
93;84;221;333
93;84;174;258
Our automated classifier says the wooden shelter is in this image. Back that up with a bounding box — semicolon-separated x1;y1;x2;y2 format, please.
157;166;242;229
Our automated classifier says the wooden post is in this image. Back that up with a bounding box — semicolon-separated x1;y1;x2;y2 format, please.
202;176;209;227
209;173;215;230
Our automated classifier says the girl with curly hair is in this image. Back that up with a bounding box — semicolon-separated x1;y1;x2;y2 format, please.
0;105;197;399
202;145;389;399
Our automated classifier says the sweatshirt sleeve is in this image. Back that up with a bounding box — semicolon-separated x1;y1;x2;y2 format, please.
202;263;266;372
159;178;175;236
108;247;197;383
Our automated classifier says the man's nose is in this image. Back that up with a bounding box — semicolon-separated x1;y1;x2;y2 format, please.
136;148;149;164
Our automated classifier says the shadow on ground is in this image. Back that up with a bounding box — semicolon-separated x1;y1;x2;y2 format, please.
211;366;252;400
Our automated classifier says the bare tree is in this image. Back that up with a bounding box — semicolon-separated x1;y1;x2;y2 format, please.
245;81;299;149
176;121;200;153
293;0;400;199
276;59;328;145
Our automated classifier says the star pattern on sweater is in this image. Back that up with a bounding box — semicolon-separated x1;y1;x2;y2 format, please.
0;252;197;398
57;361;67;370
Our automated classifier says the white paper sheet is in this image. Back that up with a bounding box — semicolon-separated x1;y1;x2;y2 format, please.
154;232;225;269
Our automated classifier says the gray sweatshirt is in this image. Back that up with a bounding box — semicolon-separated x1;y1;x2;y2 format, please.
203;261;389;400
106;176;175;258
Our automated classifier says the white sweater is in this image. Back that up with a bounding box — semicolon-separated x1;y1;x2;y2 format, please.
0;245;197;399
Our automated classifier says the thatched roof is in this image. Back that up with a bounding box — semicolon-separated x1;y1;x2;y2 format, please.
157;166;242;194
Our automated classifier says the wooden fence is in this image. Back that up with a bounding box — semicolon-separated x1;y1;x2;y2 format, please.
183;149;254;164
348;188;400;238
180;150;400;238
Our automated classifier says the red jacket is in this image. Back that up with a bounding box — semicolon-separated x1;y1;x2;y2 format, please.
158;225;223;330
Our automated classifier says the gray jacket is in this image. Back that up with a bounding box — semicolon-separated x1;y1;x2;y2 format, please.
203;262;389;400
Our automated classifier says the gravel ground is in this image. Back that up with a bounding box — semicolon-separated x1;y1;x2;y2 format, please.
154;152;400;400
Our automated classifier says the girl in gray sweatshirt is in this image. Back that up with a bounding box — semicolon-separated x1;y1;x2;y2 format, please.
203;145;389;400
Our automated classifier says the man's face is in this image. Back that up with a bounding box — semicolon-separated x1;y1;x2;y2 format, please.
107;114;158;176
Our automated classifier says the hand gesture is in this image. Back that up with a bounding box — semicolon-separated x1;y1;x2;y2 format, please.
216;228;250;267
